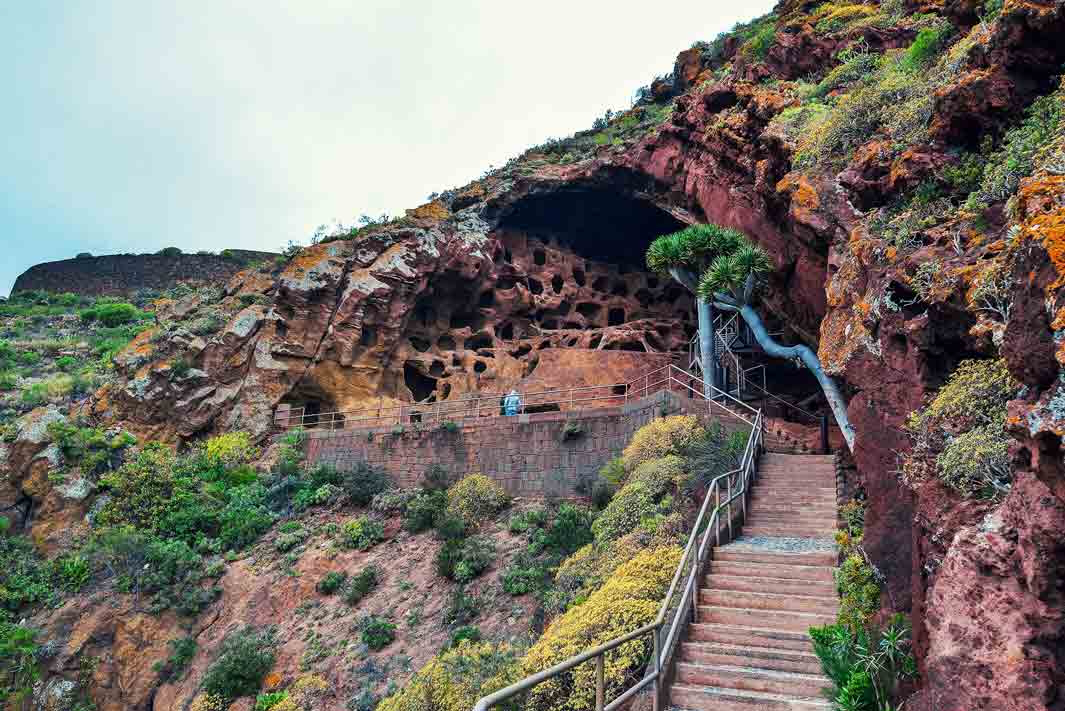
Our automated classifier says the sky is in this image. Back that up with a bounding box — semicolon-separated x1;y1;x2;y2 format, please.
0;0;774;297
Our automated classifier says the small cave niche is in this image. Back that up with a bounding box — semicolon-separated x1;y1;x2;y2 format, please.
608;308;626;326
647;276;659;289
504;249;513;263
281;379;340;429
438;335;456;350
466;333;494;350
611;281;629;297
592;276;610;292
645;332;664;351
452;354;462;366
414;303;435;327
533;249;547;266
589;334;603;349
566;336;579;347
473;360;487;373
542;319;559;330
441;382;452;399
573;269;586;287
404;362;438;402
524;354;540;377
634;289;653;308
479;290;495;307
528;278;544;295
477;349;495;358
276;320;289;339
538;340;552;349
576;302;601;319
499;322;515;340
509;344;532;358
524;403;561;414
496;276;517;290
664;286;685;304
605;340;646;352
551;274;564;293
359;324;376;347
554;301;572;316
450;311;483;330
564;321;583;330
409;336;431;352
429;360;446;377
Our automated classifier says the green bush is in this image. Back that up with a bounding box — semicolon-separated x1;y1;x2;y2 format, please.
341;516;384;550
343;565;379;605
317;571;347;595
341;462;392;506
543;503;594;555
85;302;142;327
370;488;419;515
360;616;396;651
403;490;448;532
254;691;288;710
591;457;681;543
0;372;15;391
157;246;183;256
53;554;91;592
448;625;482;648
447;474;510;528
811;617;916;711
202;626;277;701
0;535;55;614
508;508;548;534
19;383;48;408
156;636;197;681
0;622;39;704
502;560;544;596
376;640;523;711
900;23;954;72
54;355;79;372
836;553;881;632
437;535;495;583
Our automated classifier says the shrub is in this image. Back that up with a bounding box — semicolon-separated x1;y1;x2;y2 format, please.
421;463;453;491
360;616;396;650
202;626;277;701
685;424;746;490
53;554;91;592
621;416;704;471
403;490;448;533
0;622;39;704
502;560;544;596
341;462;392;506
157;636;197;681
900;23;954;72
836;553;881;632
54;355;79;372
341;516;384;550
218;484;275;549
93;302;142;327
0;372;15;391
370;487;419;516
591;457;680;543
274;529;306;553
739;15;777;60
811;617;916;710
521;546;682;711
965;83;1064;210
205;431;259;469
0;535;55;613
597;457;626;487
437;535;495;582
543;503;594;555
936;424;1012;497
255;691;288;710
508;508;548;534
19;383;48;408
343;565;379;605
376;641;523;711
316;571;347;595
448;625;482;648
446;474;510;527
157;246;183;256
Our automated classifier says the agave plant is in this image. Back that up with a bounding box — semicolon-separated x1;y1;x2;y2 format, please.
647;223;855;450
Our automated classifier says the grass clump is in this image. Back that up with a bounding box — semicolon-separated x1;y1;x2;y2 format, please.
359;616;396;651
341;516;385;550
202;626;277;702
343;565;379;605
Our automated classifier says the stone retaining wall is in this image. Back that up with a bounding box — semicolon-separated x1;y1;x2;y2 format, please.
302;391;751;498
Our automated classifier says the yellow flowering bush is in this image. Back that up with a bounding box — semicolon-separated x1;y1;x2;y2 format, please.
621;416;704;471
591;456;684;543
447;474;511;528
521;546;682;711
271;674;329;711
377;641;523;711
204;431;260;468
189;693;228;711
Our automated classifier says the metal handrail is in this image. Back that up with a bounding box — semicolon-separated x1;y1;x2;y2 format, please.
472;409;765;711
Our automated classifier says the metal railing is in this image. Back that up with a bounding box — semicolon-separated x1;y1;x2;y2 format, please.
472;408;765;711
274;363;758;432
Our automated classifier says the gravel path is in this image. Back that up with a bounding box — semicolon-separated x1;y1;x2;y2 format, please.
727;534;837;553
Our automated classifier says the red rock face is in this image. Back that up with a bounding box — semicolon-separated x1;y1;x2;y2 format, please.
93;0;1065;704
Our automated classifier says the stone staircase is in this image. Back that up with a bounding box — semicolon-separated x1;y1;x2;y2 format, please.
669;454;838;711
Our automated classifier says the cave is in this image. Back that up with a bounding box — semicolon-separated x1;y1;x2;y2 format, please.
404;362;438;402
280;378;341;429
608;308;625;326
496;186;686;270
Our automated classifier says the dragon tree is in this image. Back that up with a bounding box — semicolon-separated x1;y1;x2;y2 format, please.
647;223;855;451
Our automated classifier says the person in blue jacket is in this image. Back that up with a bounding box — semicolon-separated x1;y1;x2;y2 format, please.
503;390;522;416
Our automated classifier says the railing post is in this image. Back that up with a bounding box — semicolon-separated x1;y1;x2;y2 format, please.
652;626;662;711
715;484;721;546
726;472;733;542
820;414;830;455
595;654;605;711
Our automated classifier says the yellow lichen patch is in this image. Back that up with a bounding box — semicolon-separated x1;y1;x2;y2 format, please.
777;173;821;211
119;327;157;359
405;199;450;223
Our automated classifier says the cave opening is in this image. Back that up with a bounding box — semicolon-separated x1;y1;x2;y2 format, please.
404;362;438;402
496;186;686;271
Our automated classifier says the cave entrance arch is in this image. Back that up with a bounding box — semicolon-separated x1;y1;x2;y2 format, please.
280;378;343;430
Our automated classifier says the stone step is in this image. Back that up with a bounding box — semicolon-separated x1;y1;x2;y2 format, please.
687;623;815;652
744;505;837;516
708;561;835;583
700;589;839;615
705;574;836;597
713;549;837;567
743;517;837;527
670;684;831;711
676;662;832;698
749;498;837;508
680;641;823;675
741;528;836;539
699;605;836;632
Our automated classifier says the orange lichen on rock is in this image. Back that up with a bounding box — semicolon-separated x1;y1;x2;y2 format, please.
405;199;450;223
1015;176;1065;285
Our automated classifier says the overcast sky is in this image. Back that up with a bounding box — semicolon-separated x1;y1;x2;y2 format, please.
1;1;773;296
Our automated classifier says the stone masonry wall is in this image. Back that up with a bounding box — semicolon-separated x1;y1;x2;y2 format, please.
303;391;749;498
11;250;278;297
